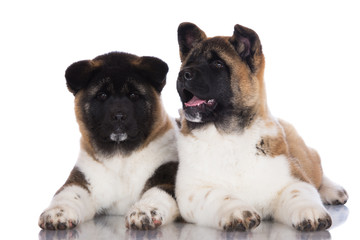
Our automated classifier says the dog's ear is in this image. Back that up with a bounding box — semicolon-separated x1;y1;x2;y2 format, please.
65;60;102;95
229;24;263;73
178;22;207;62
135;56;169;93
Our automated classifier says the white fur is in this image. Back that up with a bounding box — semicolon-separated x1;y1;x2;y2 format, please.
39;186;95;228
273;181;329;228
319;176;348;205
110;133;128;142
39;125;178;228
184;112;203;123
176;120;329;230
125;187;179;229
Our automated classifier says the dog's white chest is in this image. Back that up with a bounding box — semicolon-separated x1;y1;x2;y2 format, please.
177;124;293;206
75;152;150;213
77;129;177;214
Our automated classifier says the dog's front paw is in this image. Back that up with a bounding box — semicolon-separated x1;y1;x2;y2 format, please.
291;207;332;231
39;206;80;230
125;205;163;230
219;209;261;231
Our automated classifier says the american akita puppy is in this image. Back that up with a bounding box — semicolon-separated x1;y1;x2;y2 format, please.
175;22;348;231
39;52;179;230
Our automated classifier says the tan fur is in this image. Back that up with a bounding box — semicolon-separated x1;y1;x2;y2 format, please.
213;37;260;111
176;23;346;232
224;33;322;187
182;35;269;132
90;59;103;68
256;132;289;158
204;190;212;199
179;26;207;62
254;123;311;184
279;119;323;188
223;33;323;187
179;110;194;136
74;91;97;160
179;26;323;188
74;87;173;158
253;47;322;187
140;88;173;149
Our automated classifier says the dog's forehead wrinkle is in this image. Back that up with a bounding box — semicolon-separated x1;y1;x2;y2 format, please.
101;74;143;95
126;78;148;95
184;51;213;68
88;77;113;96
204;37;232;51
186;40;236;68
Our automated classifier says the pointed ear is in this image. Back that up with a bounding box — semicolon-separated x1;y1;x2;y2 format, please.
65;60;102;95
135;56;169;93
229;24;263;72
178;22;207;62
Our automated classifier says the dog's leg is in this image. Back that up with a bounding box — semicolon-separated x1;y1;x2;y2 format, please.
38;185;96;230
177;187;261;231
125;187;179;230
318;175;348;205
273;181;332;231
39;166;96;230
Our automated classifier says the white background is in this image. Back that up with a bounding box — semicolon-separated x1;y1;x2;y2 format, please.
0;0;359;239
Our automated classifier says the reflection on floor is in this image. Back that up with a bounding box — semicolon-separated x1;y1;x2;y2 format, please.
39;205;348;240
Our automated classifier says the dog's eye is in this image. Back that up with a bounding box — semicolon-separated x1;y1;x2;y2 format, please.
96;92;108;101
129;92;139;101
211;60;224;69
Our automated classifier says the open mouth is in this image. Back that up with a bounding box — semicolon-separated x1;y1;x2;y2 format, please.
181;89;218;123
183;89;217;108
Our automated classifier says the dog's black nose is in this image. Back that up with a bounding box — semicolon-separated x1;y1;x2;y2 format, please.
180;69;194;81
112;112;127;121
184;71;193;81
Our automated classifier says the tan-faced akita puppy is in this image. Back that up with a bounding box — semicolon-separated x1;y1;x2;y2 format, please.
175;22;348;231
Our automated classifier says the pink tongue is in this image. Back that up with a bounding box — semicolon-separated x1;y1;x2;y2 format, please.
185;96;206;107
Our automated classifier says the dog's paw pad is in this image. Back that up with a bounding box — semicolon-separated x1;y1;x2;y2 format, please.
292;208;332;231
220;210;261;231
125;207;163;230
39;206;79;230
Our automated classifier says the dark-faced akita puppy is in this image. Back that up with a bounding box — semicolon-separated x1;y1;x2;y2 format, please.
175;22;348;231
39;52;179;230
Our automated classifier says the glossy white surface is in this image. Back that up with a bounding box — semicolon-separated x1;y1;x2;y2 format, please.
1;1;359;240
38;205;348;240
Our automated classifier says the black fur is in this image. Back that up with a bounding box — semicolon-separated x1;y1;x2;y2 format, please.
177;38;234;129
55;167;90;195
142;161;179;198
177;22;207;62
65;52;168;156
177;23;261;132
229;24;263;73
